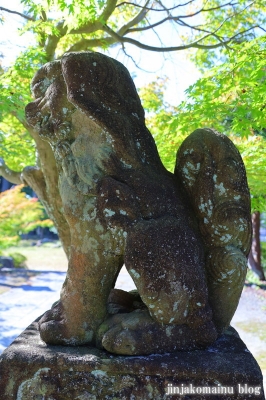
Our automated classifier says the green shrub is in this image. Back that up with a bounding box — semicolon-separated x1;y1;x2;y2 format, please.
7;252;27;268
0;185;53;249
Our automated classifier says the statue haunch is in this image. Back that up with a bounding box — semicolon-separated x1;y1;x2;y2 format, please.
25;52;251;355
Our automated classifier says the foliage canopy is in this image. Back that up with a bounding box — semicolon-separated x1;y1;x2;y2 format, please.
139;36;266;212
176;36;266;137
0;0;265;171
0;0;265;249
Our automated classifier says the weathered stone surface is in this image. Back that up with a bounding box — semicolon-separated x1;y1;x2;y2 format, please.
0;321;264;399
98;288;216;355
24;51;252;355
175;129;252;334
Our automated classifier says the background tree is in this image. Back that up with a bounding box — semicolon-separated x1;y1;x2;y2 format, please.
0;0;265;259
0;184;52;249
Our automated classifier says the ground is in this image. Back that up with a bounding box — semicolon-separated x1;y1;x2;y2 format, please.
231;284;266;389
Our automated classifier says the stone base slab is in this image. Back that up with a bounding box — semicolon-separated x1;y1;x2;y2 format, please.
0;318;264;399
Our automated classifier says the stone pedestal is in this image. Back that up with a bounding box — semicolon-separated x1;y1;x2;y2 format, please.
0;318;264;400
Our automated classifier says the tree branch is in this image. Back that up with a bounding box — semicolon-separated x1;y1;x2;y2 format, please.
172;2;259;49
66;36;117;52
22;166;47;201
66;21;101;35
69;0;118;35
120;43;158;72
117;0;151;36
228;25;260;43
126;0;241;34
103;24;232;51
127;16;170;32
45;34;62;62
100;0;119;22
175;19;226;48
116;0;195;12
0;158;23;185
0;6;34;21
178;1;238;19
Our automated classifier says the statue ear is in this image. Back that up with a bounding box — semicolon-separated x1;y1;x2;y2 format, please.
61;52;102;118
61;52;144;127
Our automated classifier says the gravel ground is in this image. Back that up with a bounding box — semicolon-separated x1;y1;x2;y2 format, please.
231;284;266;390
0;269;66;353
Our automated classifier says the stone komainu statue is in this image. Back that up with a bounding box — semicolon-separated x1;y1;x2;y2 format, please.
25;52;251;355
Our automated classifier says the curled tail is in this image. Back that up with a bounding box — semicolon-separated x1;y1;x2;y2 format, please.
175;128;252;333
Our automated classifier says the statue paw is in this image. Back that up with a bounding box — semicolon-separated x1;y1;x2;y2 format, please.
38;301;94;345
97;310;149;355
97;310;217;355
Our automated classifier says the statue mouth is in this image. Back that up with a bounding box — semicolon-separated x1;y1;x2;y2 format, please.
26;99;73;146
25;98;53;138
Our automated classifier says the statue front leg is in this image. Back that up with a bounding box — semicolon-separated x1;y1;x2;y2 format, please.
39;219;124;345
39;245;123;345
